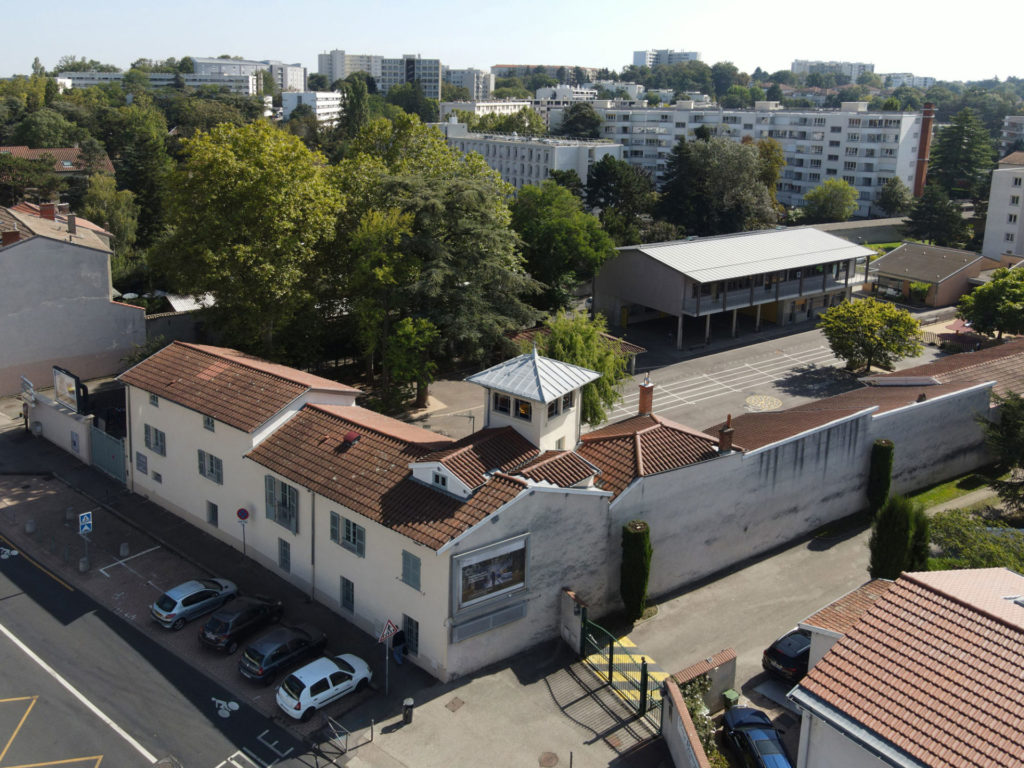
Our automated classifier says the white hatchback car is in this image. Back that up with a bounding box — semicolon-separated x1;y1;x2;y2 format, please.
275;653;371;721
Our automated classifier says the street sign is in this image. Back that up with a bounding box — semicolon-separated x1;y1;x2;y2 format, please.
237;508;250;523
378;619;399;644
78;511;93;534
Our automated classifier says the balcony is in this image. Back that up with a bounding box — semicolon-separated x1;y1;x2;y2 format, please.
681;273;851;315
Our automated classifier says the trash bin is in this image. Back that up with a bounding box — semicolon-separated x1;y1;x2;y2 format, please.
723;689;739;709
402;697;414;724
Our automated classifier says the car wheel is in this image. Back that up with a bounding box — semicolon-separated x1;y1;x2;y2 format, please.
227;641;238;654
300;706;316;723
356;679;368;693
172;618;186;631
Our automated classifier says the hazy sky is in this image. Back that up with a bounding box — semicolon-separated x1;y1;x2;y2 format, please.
2;0;1014;83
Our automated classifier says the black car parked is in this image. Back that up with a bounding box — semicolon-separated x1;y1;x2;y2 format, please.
199;595;284;653
761;628;811;683
238;623;328;684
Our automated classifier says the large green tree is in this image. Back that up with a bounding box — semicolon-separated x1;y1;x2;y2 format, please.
512;181;616;311
877;176;914;217
981;391;1024;515
928;107;996;200
903;184;969;247
817;298;923;371
554;102;602;138
957;267;1024;339
81;173;138;253
930;509;1024;571
584;155;655;245
658;136;779;236
527;310;628;426
153;121;342;355
802;178;860;223
868;495;929;578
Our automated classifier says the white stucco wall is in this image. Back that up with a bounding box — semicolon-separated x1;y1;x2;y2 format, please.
480;387;583;451
593;249;686;321
27;394;93;464
0;238;145;396
805;628;841;670
797;711;891;768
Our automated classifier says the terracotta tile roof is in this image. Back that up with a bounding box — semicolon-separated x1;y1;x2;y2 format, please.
577;414;722;498
514;450;600;487
3;206;110;252
800;579;894;635
119;342;360;433
0;145;115;174
873;340;1024;397
246;405;526;550
999;151;1024;166
793;569;1024;767
672;648;737;686
10;202;111;236
705;381;988;449
510;326;647;357
417;427;538;488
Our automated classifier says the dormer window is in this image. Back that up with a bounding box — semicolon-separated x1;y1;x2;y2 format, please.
562;391;574;410
493;393;510;414
515;399;532;421
433;472;447;488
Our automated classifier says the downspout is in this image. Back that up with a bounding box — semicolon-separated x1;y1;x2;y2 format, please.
309;489;316;601
125;387;134;493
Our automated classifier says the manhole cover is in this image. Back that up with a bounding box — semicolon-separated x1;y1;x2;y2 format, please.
745;394;782;412
445;696;464;712
539;753;558;767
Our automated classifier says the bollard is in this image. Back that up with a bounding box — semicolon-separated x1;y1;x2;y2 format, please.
119;542;130;558
402;698;414;725
65;507;75;523
24;519;36;535
78;556;90;573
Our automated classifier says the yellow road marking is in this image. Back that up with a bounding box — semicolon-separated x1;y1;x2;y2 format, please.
0;535;73;592
0;695;37;763
4;758;102;768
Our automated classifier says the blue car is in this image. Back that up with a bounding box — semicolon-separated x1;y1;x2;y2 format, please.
723;707;793;768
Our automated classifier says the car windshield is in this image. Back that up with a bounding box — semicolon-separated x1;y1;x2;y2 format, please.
156;594;176;611
755;738;783;755
281;675;305;700
331;657;355;675
206;619;230;634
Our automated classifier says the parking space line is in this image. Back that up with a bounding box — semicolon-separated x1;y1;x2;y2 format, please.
0;695;37;763
98;545;161;578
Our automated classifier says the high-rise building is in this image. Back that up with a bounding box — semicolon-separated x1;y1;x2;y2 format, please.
791;60;875;80
632;50;701;68
981;152;1024;260
282;91;344;125
443;68;495;101
316;49;383;84
263;61;306;92
379;54;442;99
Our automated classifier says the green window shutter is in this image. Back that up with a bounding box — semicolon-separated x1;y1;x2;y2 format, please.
265;475;276;520
402;550;421;590
198;450;206;475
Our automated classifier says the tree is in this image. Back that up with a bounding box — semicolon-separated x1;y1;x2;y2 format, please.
584;155;655;245
512;181;616;311
857;72;884;88
928;107;996;200
0;154;61;205
930;509;1024;571
658;137;779;236
10;107;83;147
153;121;342;355
385;81;438;122
81;173;139;253
710;62;740;98
548;169;584;198
868;496;928;578
981;391;1024;515
817;298;923;371
307;73;329;91
528;310;628;425
957;267;1024;338
867;439;894;514
903;184;969;247
554;102;601;138
802;178;859;223
877;176;913;217
766;83;783;101
620;520;652;622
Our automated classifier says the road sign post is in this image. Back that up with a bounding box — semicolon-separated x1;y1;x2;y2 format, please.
237;508;250;558
378;619;399;696
78;511;93;561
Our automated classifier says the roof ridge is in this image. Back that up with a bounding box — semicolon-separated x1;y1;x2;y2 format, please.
173;341;297;386
305;404;436;451
634;432;645;477
900;571;1024;637
515;449;567;473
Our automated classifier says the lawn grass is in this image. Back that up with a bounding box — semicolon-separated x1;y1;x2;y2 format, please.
906;465;1009;509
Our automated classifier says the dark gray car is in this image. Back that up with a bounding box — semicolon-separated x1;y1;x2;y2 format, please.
238;624;328;684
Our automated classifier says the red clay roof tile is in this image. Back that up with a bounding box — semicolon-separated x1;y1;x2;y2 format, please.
418;427;537;488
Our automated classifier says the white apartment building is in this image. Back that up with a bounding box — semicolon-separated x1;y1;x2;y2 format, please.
443;68;495;101
981;152;1024;260
263;61;306;92
1000;115;1024;154
439;100;533;121
192;57;265;77
883;73;936;89
62;71;259;95
316;50;384;84
589;80;645;100
632;50;701;68
379;54;443;99
282;91;344;126
435;122;623;188
535;84;597;101
791;60;874;80
551;100;924;217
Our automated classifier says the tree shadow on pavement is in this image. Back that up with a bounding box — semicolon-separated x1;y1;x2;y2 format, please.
773;364;861;399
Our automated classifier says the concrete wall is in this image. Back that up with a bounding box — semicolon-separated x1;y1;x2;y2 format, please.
797;711;890;768
26;393;93;464
145;312;203;344
593;249;686;322
805;628;841;670
0;238;145;396
662;680;712;768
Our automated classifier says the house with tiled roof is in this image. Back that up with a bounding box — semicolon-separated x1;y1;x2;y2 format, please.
870;242;1015;307
789;568;1024;768
798;579;893;669
0;203;144;396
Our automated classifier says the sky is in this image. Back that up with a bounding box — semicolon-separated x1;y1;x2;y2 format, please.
2;0;1015;84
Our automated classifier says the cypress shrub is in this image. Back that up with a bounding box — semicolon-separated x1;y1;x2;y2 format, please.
867;439;894;514
907;506;931;571
620;520;652;622
869;495;921;579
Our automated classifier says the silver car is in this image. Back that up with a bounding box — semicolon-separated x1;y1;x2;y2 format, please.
151;577;237;630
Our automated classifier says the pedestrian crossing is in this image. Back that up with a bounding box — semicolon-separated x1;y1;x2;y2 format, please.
583;632;670;707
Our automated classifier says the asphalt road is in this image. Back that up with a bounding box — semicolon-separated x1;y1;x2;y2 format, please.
0;538;307;768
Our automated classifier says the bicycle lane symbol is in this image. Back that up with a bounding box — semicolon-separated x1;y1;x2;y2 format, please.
212;697;240;718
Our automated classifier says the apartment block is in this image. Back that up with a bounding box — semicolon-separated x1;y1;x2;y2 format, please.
379;54;443;99
883;73;936;89
1000;115;1024;154
438;100;533;121
553;100;925;217
62;71;259;95
316;50;383;84
791;60;874;80
263;60;306;92
981;152;1024;260
281;91;344;126
443;68;495;101
632;49;701;68
435;122;622;188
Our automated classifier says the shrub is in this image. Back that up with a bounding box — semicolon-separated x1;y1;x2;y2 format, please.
620;520;652;622
867;439;894;515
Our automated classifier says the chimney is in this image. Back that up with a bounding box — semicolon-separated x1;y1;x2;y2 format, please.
39;202;56;220
67;214;77;236
1;230;20;247
913;102;935;197
57;202;70;214
718;414;735;455
638;373;654;416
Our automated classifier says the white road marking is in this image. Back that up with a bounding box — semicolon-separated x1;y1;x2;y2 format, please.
99;545;161;577
0;621;157;763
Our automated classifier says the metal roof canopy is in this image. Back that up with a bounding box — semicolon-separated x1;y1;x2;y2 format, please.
466;349;600;403
623;228;874;283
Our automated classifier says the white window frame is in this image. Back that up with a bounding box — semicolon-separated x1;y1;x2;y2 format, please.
144;424;166;456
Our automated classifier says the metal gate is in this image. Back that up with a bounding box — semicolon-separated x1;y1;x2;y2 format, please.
580;608;661;731
90;425;126;484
